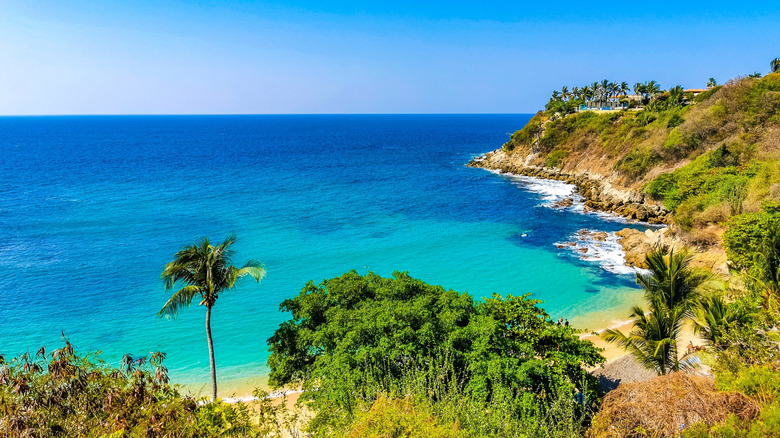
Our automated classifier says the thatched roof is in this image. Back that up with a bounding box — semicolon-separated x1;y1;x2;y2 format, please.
589;372;758;437
591;354;658;393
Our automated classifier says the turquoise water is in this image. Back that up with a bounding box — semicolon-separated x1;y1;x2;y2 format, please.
0;115;647;395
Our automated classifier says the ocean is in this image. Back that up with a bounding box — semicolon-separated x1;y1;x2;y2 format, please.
0;114;649;396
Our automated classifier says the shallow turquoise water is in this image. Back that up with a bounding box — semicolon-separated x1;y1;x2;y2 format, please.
0;115;647;395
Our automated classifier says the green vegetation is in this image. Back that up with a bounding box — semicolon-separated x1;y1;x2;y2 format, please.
642;73;780;229
546;149;569;167
159;234;266;401
724;201;780;270
724;208;780;312
643;145;759;229
10;63;780;437
267;271;603;437
603;248;713;374
0;341;263;437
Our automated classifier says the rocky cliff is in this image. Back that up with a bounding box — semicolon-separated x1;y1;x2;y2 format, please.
469;148;671;224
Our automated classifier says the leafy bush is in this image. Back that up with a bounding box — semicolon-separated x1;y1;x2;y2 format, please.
723;201;780;271
644;144;760;228
663;127;684;149
615;147;661;177
546;149;569;168
667;113;685;128
506;111;545;151
267;271;604;436
346;395;465;438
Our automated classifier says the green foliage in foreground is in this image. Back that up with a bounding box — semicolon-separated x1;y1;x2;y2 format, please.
0;341;259;437
267;271;604;437
725;209;780;314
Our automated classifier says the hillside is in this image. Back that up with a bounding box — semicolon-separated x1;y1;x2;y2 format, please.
472;73;780;254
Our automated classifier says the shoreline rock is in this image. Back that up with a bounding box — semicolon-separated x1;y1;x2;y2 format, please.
468;149;671;224
616;228;730;276
469;148;730;278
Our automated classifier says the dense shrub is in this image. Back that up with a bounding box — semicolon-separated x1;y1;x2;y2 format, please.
667;113;685;128
506;111;545;151
546;149;570;167
615;147;662;177
723;201;780;271
644;145;761;229
267;271;604;436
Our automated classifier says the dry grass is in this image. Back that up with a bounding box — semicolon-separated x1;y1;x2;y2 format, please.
588;372;759;438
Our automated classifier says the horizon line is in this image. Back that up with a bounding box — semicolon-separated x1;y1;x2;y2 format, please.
0;112;535;117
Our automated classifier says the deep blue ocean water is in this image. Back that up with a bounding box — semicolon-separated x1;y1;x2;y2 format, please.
0;115;648;395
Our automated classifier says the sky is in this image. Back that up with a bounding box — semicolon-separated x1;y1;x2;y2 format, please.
1;0;779;115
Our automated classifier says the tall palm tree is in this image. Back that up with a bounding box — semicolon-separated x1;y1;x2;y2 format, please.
707;77;717;88
646;81;661;100
668;85;685;108
603;248;712;374
583;86;592;102
770;58;780;74
633;82;643;97
591;81;600;101
159;234;265;401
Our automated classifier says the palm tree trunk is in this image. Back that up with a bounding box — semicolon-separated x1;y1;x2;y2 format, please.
206;305;218;401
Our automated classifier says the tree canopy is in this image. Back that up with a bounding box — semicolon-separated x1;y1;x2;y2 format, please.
267;271;604;433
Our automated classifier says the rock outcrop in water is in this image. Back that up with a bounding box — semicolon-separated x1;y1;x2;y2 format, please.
469;149;671;224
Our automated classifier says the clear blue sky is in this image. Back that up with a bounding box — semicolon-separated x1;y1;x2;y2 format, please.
1;0;778;115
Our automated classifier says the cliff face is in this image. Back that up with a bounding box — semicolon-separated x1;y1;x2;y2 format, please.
469;149;671;224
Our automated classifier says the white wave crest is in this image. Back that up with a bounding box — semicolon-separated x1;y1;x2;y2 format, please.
555;230;650;276
486;169;579;205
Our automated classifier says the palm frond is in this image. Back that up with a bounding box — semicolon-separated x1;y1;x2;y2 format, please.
158;285;202;319
161;262;197;289
236;261;266;282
